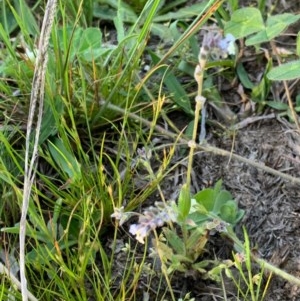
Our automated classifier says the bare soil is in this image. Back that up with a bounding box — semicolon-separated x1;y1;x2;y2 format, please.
197;118;300;300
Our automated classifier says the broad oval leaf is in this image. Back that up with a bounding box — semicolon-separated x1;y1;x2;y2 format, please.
78;27;102;60
247;13;300;46
267;60;300;81
178;183;191;221
193;188;214;211
214;190;233;213
163;228;185;255
220;200;238;224
224;8;264;39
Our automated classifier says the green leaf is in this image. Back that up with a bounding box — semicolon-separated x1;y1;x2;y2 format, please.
54;27;82;61
150;23;174;41
237;63;254;89
297;32;300;57
266;13;300;36
251;59;272;103
190;180;244;227
114;5;125;43
6;0;39;35
156;241;174;263
178;183;191;221
186;227;208;261
235;209;245;224
214;190;233;213
188;211;209;225
163;228;186;255
267;60;300;81
39;95;64;144
246;13;300;46
148;51;193;115
0;24;17;58
55;26;108;63
93;1;137;23
186;227;206;250
47;138;81;182
26;244;53;271
184;120;194;140
207;263;228;281
1;224;49;243
164;69;193;114
172;254;193;264
193;188;214;211
213;179;223;199
192;259;212;273
265;101;288;111
78;27;103;61
220;200;238;223
296;94;300;107
78;28;102;52
168;256;189;273
224;8;264;39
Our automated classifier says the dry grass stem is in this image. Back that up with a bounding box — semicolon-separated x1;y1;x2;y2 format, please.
20;0;58;300
0;262;38;301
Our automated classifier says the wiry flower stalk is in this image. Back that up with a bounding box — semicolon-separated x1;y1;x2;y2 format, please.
186;29;235;197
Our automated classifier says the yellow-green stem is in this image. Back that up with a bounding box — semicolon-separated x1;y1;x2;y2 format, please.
186;59;206;188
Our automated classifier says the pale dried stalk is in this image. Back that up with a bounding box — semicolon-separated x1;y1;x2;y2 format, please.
20;0;57;300
0;262;38;301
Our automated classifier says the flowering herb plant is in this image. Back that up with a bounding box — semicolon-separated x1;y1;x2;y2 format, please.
111;179;244;279
111;30;243;280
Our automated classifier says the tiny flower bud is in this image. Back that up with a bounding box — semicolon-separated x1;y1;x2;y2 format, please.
188;140;196;148
195;95;206;104
194;64;202;82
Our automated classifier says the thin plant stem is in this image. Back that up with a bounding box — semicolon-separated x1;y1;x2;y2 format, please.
186;42;208;188
153;231;176;301
182;42;208;242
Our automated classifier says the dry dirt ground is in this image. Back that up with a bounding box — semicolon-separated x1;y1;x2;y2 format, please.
196;118;300;300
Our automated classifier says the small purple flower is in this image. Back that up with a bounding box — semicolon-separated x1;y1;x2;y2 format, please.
129;223;151;244
215;220;229;233
111;207;136;226
201;30;236;59
206;219;229;233
111;207;126;225
217;33;235;56
127;201;178;244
